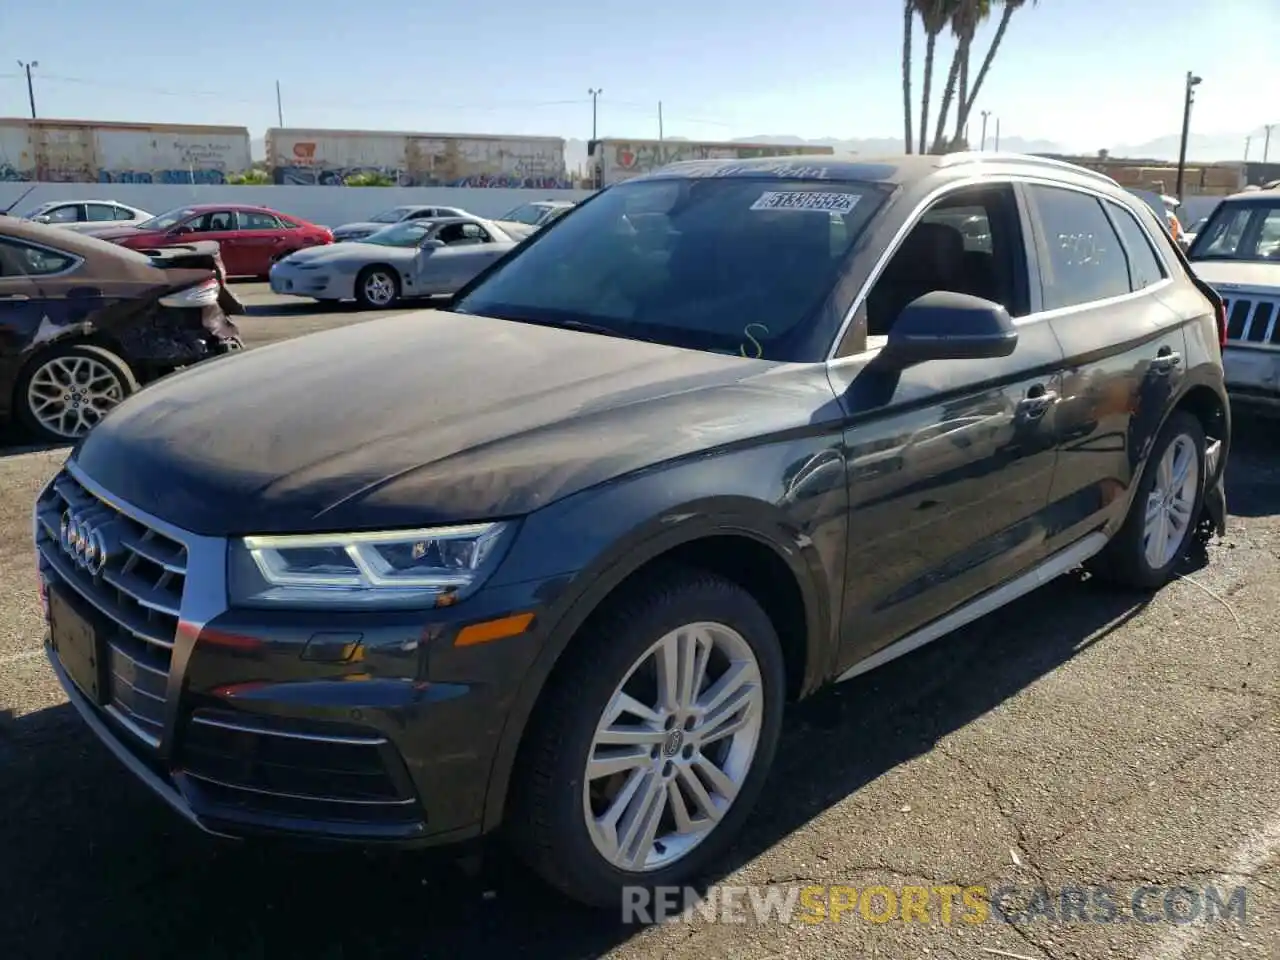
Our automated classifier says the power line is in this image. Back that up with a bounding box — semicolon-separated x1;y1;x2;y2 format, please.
7;70;735;130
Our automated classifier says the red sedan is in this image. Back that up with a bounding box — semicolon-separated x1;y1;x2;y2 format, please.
89;204;332;278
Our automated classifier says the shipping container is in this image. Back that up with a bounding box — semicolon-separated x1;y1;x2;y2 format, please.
587;138;837;187
0;118;252;184
265;128;571;188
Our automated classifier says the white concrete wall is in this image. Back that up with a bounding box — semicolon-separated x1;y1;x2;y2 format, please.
0;182;597;227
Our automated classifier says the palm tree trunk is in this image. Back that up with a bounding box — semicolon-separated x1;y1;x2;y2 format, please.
902;1;915;153
953;37;971;144
932;49;961;153
956;3;1015;137
918;34;937;155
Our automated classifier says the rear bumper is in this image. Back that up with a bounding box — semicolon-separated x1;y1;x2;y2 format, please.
1223;346;1280;406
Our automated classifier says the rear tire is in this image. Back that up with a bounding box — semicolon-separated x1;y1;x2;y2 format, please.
354;266;400;309
1091;410;1205;589
508;568;786;908
14;343;138;443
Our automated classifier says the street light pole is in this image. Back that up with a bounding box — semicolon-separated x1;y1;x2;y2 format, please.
980;110;991;151
587;88;602;141
1265;124;1275;164
1174;70;1202;200
994;117;1000;151
17;60;38;119
1245;136;1252;162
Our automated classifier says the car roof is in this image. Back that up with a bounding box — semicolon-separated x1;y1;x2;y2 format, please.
628;151;1135;200
1219;188;1280;204
173;203;282;213
0;213;155;256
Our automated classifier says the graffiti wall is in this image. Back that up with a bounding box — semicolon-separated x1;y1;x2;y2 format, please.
266;128;571;188
594;139;836;186
0;120;251;185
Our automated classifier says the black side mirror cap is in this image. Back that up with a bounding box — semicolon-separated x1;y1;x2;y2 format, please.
879;291;1018;367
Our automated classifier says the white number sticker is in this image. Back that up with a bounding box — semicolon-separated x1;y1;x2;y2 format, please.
749;191;861;213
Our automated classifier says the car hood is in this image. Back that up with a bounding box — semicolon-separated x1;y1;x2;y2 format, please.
282;242;415;264
1190;261;1280;292
333;222;384;235
494;220;536;238
72;311;834;536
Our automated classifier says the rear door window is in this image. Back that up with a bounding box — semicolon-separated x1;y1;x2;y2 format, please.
1024;185;1131;309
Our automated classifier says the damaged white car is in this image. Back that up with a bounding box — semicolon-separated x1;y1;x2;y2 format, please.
1187;189;1280;408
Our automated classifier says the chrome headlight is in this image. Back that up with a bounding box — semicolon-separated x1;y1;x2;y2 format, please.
228;522;514;609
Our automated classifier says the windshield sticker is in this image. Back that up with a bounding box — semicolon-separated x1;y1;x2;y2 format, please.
750;191;860;213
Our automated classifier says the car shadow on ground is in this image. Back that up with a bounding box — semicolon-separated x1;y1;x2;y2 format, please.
1223;411;1280;518
0;571;1171;960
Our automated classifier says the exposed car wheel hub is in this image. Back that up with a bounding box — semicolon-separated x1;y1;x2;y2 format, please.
27;355;125;439
1143;434;1199;569
364;272;395;306
583;621;764;873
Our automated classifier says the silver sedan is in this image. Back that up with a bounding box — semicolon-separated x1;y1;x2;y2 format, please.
268;216;518;309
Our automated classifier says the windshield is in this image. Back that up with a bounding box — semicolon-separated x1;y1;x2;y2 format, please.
362;220;434;247
499;203;552;226
369;207;411;224
1188;202;1280;262
137;207;197;231
454;177;885;360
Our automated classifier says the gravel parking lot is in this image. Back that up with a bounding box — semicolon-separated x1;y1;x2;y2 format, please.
1;288;1277;959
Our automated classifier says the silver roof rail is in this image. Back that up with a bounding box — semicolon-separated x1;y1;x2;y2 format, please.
939;151;1121;187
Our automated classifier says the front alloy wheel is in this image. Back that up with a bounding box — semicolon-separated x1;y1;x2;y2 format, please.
584;622;765;872
510;570;786;907
356;267;399;308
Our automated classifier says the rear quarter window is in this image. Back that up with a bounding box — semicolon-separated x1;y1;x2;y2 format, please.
1105;201;1168;291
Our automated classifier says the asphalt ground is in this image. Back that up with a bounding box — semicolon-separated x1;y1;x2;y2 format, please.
0;286;1277;959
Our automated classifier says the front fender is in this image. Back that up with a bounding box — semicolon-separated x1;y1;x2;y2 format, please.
477;435;849;832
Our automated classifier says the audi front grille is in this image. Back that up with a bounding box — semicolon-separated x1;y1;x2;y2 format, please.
35;470;187;748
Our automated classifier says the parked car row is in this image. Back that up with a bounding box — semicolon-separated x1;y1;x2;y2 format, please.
31;152;1234;911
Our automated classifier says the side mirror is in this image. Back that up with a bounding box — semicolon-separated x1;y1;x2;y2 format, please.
420;238;445;250
879;291;1018;367
33;215;52;224
169;224;194;237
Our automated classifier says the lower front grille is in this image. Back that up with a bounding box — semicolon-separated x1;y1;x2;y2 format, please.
35;469;188;747
178;712;423;831
1224;295;1280;347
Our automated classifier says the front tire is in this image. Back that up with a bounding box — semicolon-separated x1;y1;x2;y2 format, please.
354;266;400;309
14;343;138;443
1092;410;1205;589
509;569;786;907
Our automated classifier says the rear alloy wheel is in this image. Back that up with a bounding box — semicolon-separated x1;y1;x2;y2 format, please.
16;343;138;443
1092;410;1205;589
355;266;400;309
510;570;786;907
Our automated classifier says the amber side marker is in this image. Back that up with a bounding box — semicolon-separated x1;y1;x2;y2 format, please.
454;612;536;647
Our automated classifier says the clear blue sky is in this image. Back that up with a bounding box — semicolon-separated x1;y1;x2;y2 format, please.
3;0;1274;149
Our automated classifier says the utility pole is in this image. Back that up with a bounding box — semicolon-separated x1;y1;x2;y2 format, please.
587;88;602;141
1245;136;1252;162
994;117;1001;152
1175;70;1202;200
980;110;991;150
275;80;284;127
658;101;664;143
17;60;38;119
1265;124;1275;164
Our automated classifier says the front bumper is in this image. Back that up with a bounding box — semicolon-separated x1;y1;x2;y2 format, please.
37;464;551;848
268;263;351;300
1223;345;1280;408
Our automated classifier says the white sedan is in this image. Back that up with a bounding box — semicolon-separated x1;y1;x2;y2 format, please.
269;216;518;309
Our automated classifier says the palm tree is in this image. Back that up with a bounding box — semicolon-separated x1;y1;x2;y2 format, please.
902;0;915;153
933;0;991;150
954;0;1037;142
916;0;955;155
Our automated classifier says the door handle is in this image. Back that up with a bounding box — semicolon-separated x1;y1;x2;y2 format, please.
1151;351;1182;374
1017;387;1059;419
0;293;31;301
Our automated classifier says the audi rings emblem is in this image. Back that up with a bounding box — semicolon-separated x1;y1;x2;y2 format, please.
59;508;113;576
